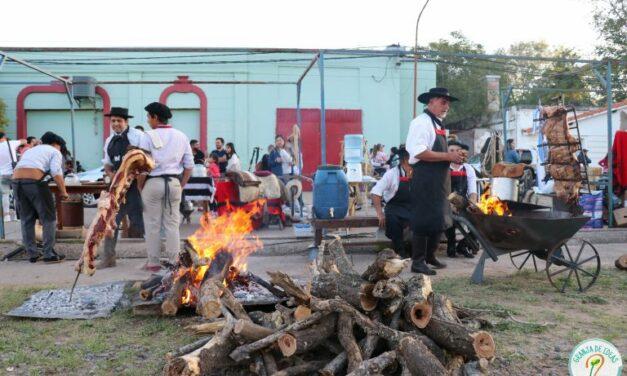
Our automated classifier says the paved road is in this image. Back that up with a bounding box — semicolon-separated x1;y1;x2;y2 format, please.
1;243;623;287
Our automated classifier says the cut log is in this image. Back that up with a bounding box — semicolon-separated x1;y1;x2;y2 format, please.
312;273;377;311
323;235;356;275
293;305;311;321
421;317;496;360
337;313;362;373
198;320;238;374
432;294;461;324
268;271;311;305
275;305;295;326
397;336;447;376
139;284;160;301
277;314;337;357
161;274;189;316
185;320;226;335
233;319;274;341
249;310;286;329
615;254;627;270
165;336;212;361
251;354;268;376
403;274;433;329
382;296;404;317
361;249;409;282
229;311;327;362
220;285;250;321
271;360;328;376
196;278;223;319
262;350;278;375
372;277;405;299
346;350;397;376
446;355;465;376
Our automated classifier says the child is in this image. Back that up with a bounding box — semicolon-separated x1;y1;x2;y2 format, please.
207;152;221;178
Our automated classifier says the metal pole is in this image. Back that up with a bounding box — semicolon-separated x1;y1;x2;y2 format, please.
606;61;614;227
318;51;327;165
64;82;77;172
296;82;302;130
412;0;431;118
501;85;513;151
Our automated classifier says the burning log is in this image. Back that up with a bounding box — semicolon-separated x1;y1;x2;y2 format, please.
196;253;234;320
361;249;409;282
276;314;337;357
162;274;189;317
403;275;433;329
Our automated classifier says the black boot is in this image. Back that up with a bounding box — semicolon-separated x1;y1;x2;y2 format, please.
426;233;447;269
411;235;436;275
445;228;457;258
456;240;474;258
447;243;457;258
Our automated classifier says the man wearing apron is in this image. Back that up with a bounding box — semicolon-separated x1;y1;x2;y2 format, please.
98;107;145;268
406;88;464;275
445;141;477;258
371;148;412;257
137;102;194;272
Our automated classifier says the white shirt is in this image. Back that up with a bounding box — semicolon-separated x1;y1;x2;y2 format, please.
279;149;293;175
406;112;443;164
370;166;408;203
15;144;63;177
226;153;241;172
138;127;194;176
451;163;478;197
102;126;144;166
0;140;21;175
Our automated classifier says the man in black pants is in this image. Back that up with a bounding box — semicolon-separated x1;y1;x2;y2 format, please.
405;88;464;275
371;148;412;257
12;132;69;263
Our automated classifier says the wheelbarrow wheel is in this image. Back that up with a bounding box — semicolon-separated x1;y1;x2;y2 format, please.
509;250;539;272
545;240;600;293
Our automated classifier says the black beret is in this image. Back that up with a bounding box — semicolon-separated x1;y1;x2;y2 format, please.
144;102;172;120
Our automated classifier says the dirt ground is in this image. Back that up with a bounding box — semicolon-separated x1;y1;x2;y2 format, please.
0;244;625;375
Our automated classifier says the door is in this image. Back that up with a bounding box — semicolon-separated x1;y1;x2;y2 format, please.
26;109;104;170
276;109;362;190
170;109;200;144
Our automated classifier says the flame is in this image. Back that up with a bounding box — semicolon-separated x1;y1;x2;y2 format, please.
477;190;511;216
181;288;192;305
169;200;264;307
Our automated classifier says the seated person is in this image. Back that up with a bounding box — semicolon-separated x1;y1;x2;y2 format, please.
504;139;520;163
370;148;412;258
206;152;221;178
445;141;477;258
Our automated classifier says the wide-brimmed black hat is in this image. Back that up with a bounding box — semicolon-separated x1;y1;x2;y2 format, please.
418;87;459;104
104;107;133;119
144;102;172;120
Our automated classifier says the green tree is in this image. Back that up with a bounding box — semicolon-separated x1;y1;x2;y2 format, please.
592;0;627;101
0;98;9;131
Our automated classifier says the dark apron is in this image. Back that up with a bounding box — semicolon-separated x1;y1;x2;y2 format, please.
385;166;412;240
386;166;412;208
450;166;469;197
410;114;451;233
107;128;131;171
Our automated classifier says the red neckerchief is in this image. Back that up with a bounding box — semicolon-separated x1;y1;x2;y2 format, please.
399;166;411;182
153;124;172;129
435;129;447;136
450;165;467;177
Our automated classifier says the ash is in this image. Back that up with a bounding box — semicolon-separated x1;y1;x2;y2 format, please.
230;280;284;306
7;282;128;320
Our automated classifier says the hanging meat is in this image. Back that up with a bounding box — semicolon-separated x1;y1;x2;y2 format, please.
75;148;155;276
541;106;582;204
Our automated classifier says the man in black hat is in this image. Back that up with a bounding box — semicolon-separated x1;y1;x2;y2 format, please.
138;102;194;272
97;107;145;268
12;131;69;263
405;87;465;275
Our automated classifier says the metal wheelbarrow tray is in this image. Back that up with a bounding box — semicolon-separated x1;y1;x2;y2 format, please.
453;201;601;293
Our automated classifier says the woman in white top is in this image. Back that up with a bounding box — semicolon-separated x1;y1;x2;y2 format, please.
225;142;242;172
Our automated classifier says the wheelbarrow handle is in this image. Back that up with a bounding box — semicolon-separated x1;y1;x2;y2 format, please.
451;214;499;262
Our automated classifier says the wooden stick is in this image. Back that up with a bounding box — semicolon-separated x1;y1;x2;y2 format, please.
262;350;278;375
277;314;337;357
361;249;409;282
267;271;311;305
337;313;362;373
271;360;328;376
165;336;212;361
229;311;327;362
233;319;274;342
184;320;226;335
346;350;397;376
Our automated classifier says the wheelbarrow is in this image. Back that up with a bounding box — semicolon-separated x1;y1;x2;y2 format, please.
452;201;600;293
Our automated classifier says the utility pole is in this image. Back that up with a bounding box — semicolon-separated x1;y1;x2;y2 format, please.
412;0;431;118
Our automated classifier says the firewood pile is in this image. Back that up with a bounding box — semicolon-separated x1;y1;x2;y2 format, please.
161;238;496;376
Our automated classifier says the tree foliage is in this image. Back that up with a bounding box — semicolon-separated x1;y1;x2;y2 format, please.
0;99;9;131
592;0;627;101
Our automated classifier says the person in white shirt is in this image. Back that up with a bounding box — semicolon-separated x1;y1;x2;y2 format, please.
370;148;412;257
12;131;69;263
445;141;477;258
0;132;27;221
225;142;242;172
137;102;194;272
98;107;145;268
405;87;464;275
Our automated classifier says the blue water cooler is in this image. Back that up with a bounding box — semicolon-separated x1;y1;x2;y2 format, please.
312;165;349;219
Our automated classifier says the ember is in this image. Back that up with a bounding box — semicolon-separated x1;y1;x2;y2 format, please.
477;189;511;216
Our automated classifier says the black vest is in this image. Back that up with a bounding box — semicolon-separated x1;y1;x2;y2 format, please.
107;128;131;171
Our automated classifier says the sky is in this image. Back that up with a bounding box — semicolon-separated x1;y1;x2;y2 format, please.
0;0;600;57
